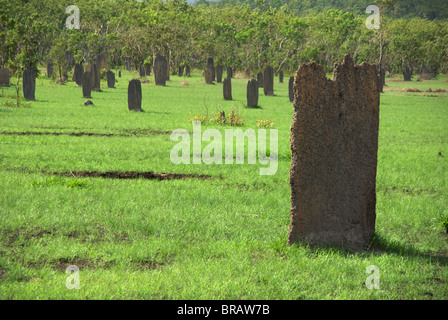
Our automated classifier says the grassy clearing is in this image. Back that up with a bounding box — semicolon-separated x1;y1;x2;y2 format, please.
0;69;447;300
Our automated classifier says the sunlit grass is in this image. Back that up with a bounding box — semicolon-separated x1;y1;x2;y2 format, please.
0;69;447;299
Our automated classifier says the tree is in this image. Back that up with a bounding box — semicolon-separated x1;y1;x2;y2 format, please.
49;34;69;83
303;10;362;71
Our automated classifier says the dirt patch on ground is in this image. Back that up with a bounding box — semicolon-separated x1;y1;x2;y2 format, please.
405;88;421;92
52;170;212;180
383;87;448;93
0;129;171;137
24;258;114;271
1;227;54;247
51;258;114;271
52;258;101;271
24;257;164;271
0;131;117;137
234;72;253;79
122;128;170;135
425;88;448;93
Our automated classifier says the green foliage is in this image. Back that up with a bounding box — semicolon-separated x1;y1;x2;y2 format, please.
189;112;209;124
210;110;227;125
1;0;447;78
227;107;245;126
189;107;245;126
0;0;47;74
100;68;107;80
220;0;448;20
256;117;275;128
49;34;69;82
143;56;153;67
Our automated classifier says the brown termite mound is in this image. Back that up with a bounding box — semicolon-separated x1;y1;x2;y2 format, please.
288;54;380;250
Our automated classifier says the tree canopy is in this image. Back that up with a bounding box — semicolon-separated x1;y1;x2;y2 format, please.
1;0;447;79
218;0;448;20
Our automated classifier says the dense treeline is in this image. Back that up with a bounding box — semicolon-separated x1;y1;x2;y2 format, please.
217;0;448;20
1;0;447;81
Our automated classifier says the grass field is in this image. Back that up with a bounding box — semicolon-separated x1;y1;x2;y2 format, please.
0;67;447;300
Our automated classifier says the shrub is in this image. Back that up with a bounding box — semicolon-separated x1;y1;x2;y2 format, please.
256;117;275;128
189;107;245;127
144;56;153;67
100;68;107;79
189;112;208;124
228;107;245;126
210;110;227;125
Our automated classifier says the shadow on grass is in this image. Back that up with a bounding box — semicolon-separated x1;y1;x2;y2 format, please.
285;232;448;266
365;232;448;265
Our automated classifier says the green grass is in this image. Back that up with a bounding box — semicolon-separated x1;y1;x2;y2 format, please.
0;69;447;299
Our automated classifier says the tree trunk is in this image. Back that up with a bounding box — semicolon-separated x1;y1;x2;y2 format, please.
403;67;412;81
378;67;385;93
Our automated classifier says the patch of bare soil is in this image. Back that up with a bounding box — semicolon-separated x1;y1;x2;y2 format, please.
0;131;116;137
1;226;54;247
0;129;170;137
405;88;421;92
383;87;447;94
122;128;170;135
426;88;448;93
51;258;113;271
52;258;99;271
52;170;212;180
233;72;253;79
26;258;164;271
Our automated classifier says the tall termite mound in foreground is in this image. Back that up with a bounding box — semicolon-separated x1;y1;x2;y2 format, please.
288;54;380;249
